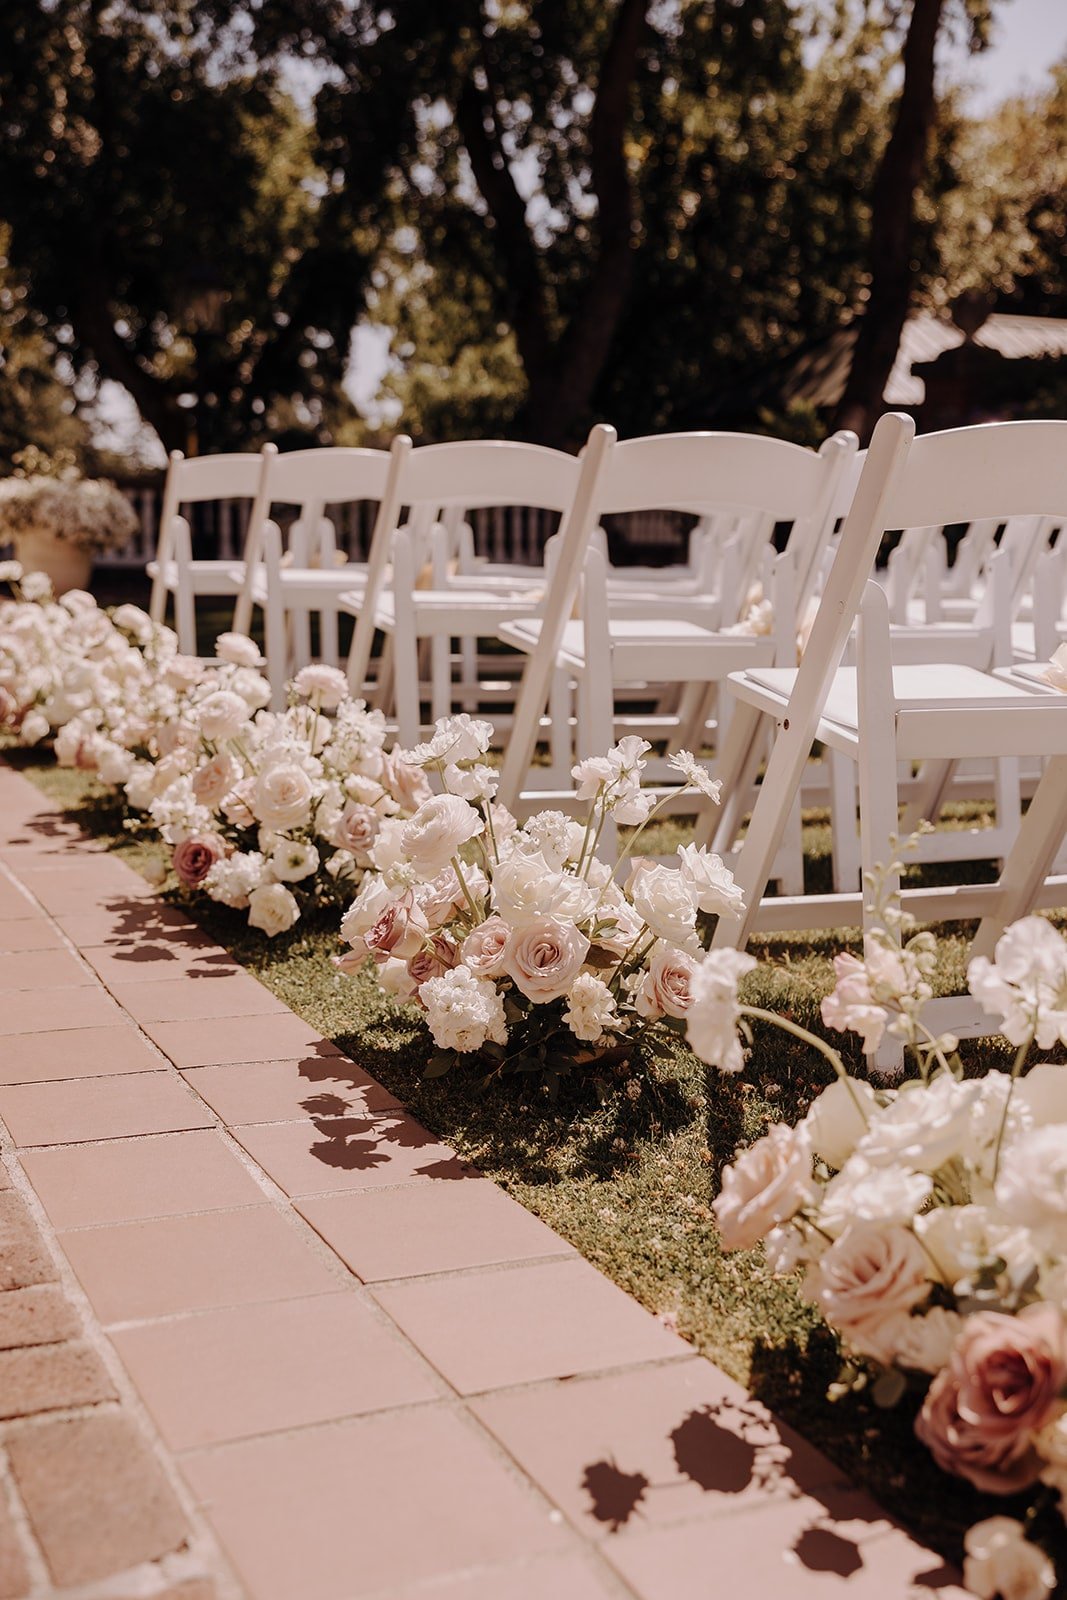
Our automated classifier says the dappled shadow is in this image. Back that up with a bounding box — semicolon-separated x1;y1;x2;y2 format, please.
303;1104;475;1181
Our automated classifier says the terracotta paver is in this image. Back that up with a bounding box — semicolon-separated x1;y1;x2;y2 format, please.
182;1406;570;1600
22;1130;266;1230
111;1292;439;1450
0;1023;163;1085
0;759;964;1600
232;1109;474;1197
60;1205;342;1323
374;1257;691;1394
182;1054;400;1124
297;1180;575;1282
0;1070;211;1146
7;1411;191;1587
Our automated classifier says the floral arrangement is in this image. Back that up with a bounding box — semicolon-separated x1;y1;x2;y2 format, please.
337;717;743;1086
0;450;139;555
685;904;1067;1600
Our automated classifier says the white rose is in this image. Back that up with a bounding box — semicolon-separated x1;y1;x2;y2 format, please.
254;764;315;830
400;794;484;875
270;839;320;882
915;1204;1037;1294
856;1071;982;1174
564;973;619;1042
676;843;744;917
197;690;249;742
247;881;301;936
630;863;699;952
503;917;590;1003
963;1518;1056;1600
493;852;569;927
1017;1064;1067;1127
819;1157;933;1237
802;1077;879;1172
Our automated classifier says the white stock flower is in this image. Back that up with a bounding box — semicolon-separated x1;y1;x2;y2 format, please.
419;964;508;1052
20;572;52;602
685;949;757;1073
270;839;320;882
564;973;619;1043
203;851;267;909
215;631;264;667
400;794;484;875
676;843;743;917
0;560;23;582
962;1518;1056;1600
247;881;301;936
666;750;722;801
630;863;699;952
111;603;152;642
521;811;585;870
19;709;50;745
968;916;1067;1048
996;1125;1067;1247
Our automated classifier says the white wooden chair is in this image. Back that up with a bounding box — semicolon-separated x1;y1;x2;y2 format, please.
147;448;271;653
342;438;599;747
705;413;1067;1045
496;430;857;822
231;440;410;707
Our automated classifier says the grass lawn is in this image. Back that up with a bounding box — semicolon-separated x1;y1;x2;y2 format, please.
10;746;1066;1576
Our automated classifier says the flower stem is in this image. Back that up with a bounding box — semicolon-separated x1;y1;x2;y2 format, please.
990;1034;1032;1184
739;1005;870;1128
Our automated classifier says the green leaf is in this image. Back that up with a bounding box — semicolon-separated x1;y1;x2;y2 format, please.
422;1052;456;1079
871;1368;907;1409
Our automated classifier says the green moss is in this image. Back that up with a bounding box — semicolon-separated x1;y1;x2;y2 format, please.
12;748;1066;1576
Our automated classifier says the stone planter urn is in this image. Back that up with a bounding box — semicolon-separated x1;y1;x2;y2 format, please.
13;529;92;596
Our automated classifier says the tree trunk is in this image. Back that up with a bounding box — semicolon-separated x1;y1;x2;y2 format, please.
831;0;947;442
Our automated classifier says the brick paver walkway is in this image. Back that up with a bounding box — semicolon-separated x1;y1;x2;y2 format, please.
0;759;967;1600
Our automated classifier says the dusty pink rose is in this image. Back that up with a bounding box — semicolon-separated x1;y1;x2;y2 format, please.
916;1304;1067;1495
192;751;240;810
804;1222;930;1362
461;916;511;978
330;802;380;859
713;1123;815;1252
379;749;433;812
503;916;590;1003
332;948;368;975
221;776;257;829
636;945;697;1019
364;893;429;963
172;833;225;889
407;934;459;989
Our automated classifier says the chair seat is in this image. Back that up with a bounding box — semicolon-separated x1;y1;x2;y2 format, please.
246;566;369;604
147;559;245;595
499;615;776;675
729;661;1067;759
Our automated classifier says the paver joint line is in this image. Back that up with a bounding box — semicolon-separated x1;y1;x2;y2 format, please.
0;758;964;1600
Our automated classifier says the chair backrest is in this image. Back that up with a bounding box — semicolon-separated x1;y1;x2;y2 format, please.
398;441;583;515
149;447;272;623
256;445;394;517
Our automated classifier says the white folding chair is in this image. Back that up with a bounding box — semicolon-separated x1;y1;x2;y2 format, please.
343;438;594;747
496;430;857;825
147;448;271;653
707;413;1067;1045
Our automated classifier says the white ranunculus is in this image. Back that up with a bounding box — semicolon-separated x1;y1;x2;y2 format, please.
685;948;757;1073
802;1077;878;1172
270;839;320;882
247;881;301;936
197;689;249;742
215;631;264;667
419;963;508;1052
292;664;349;708
563;973;619;1042
443;761;498;802
369;817;409;872
571;755;615;799
400;793;484;876
630;863;699;952
963;1518;1056;1600
676;843;744;917
503;916;590;1003
254;764;315;830
493;851;569;927
855;1071;982;1174
996;1125;1067;1246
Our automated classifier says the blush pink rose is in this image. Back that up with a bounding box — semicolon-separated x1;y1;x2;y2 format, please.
364;893;429;963
636;945;697;1019
461;916;511;978
916;1303;1067;1494
192;751;240;810
804;1222;930;1363
330;802;380;859
712;1123;816;1252
407;934;459;990
172;833;226;889
503;916;590;1003
379;749;433;812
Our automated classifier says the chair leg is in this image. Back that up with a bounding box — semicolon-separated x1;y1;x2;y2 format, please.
291;607;312;672
829;750;861;893
173;524;197;656
697;699;764;853
320;603;339;668
548;667;572;781
431;633;451;724
262;526;288;711
460;637;478;711
971;753;1067;960
393;629;421;747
